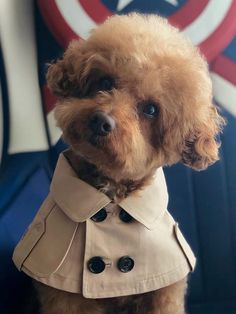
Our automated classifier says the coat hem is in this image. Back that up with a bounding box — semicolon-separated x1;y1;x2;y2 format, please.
22;261;191;298
83;261;191;298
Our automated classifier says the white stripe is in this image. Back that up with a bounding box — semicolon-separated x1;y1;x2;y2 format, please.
183;0;233;45
211;72;236;117
0;82;3;163
0;0;49;154
55;0;97;40
47;109;62;145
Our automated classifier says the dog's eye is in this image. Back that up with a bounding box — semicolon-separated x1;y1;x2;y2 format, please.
142;103;159;118
98;77;114;92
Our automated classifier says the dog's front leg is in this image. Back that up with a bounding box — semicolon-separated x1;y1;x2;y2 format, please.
35;282;104;314
153;278;187;314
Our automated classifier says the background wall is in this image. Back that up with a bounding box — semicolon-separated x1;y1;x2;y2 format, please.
0;1;236;313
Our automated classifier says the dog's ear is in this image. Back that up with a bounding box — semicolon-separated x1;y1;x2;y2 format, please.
46;40;85;98
181;106;225;170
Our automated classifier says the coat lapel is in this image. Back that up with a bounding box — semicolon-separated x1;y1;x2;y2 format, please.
50;154;111;222
50;153;168;229
119;168;169;230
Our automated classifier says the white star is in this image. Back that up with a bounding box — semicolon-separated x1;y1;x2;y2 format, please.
116;0;179;11
163;0;179;6
116;0;134;11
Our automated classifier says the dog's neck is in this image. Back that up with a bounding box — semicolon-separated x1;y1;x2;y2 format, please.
64;150;152;201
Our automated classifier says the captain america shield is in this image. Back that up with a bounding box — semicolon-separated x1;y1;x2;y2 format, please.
38;0;236;62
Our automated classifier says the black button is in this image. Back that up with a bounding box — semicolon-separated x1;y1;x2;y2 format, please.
117;256;134;273
119;209;133;223
87;256;105;274
90;208;107;222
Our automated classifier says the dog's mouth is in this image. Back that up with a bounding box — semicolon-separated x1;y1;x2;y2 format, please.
89;135;100;146
87;133;109;149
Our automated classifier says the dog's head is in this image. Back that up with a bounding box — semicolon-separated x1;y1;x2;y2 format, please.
47;13;224;181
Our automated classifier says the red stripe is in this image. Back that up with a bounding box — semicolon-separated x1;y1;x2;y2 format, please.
37;0;80;48
42;85;57;114
168;0;208;29
211;55;236;86
79;0;112;24
199;0;236;62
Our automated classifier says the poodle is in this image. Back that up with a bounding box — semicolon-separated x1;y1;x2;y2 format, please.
13;13;224;314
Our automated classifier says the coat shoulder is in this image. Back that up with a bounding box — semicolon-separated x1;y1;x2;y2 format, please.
12;194;78;276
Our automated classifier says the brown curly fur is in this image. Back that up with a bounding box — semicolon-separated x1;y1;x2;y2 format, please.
36;279;187;314
38;13;225;314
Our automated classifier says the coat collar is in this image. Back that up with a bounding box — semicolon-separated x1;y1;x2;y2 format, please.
50;153;169;230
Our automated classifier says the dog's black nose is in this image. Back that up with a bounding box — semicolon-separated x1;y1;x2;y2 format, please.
89;112;115;136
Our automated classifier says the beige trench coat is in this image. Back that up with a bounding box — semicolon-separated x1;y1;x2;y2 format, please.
13;153;196;299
